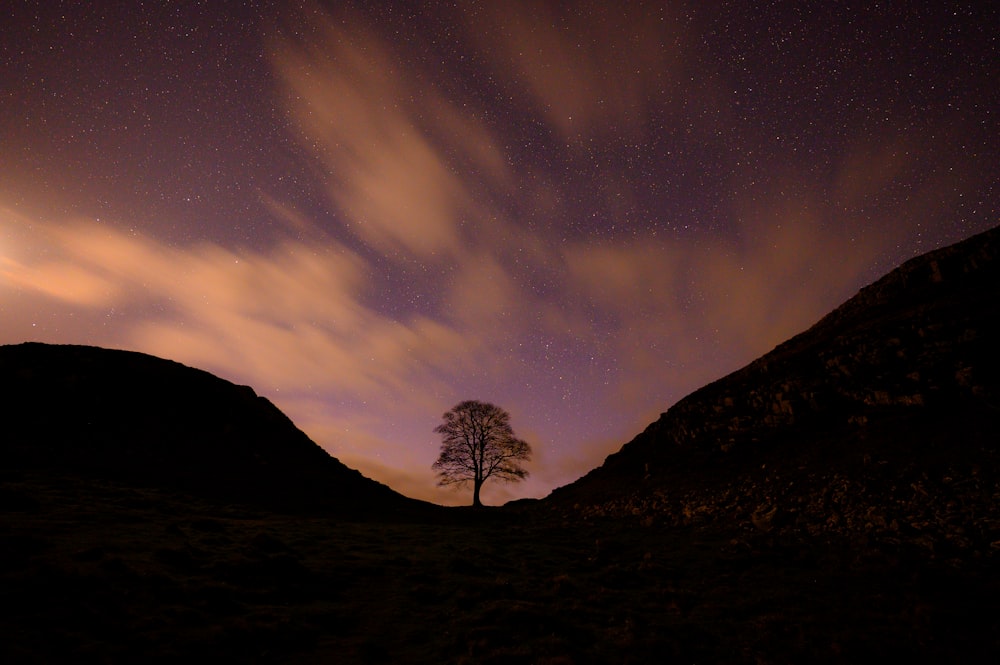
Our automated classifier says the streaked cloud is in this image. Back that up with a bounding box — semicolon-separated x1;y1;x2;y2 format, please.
467;0;688;143
1;1;990;505
271;8;512;261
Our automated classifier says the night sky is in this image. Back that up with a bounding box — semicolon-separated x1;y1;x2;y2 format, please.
2;1;997;505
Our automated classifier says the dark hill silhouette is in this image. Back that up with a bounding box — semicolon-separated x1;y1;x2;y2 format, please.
547;226;1000;554
0;342;428;516
3;232;999;664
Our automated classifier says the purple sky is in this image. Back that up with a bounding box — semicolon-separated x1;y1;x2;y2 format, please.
1;1;997;504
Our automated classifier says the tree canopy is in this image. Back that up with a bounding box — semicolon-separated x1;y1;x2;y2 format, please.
432;400;531;507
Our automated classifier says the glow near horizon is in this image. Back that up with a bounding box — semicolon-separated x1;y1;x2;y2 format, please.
0;1;995;504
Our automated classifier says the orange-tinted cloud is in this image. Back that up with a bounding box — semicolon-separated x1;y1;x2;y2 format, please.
0;216;460;455
466;0;688;143
271;6;512;262
2;1;984;507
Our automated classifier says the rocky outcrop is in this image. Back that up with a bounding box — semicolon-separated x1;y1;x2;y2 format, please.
548;226;1000;557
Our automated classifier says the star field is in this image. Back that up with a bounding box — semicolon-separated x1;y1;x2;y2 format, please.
1;1;997;504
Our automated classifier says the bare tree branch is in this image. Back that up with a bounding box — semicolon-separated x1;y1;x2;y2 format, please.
431;400;532;507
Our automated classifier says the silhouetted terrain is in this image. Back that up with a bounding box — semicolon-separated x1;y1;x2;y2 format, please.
549;225;1000;555
2;227;999;663
0;342;427;516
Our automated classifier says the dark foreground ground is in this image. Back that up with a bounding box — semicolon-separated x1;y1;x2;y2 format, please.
2;472;998;664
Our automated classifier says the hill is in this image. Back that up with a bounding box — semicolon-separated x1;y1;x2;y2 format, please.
3;231;999;663
0;342;426;516
547;226;1000;557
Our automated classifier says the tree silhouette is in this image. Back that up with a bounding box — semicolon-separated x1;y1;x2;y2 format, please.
432;400;531;507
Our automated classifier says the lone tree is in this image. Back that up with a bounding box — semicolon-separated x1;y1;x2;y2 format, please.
432;400;532;507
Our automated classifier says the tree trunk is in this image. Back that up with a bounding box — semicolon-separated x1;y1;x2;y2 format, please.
472;477;483;507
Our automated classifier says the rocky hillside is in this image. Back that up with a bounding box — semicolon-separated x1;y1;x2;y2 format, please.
548;226;1000;559
0;343;427;516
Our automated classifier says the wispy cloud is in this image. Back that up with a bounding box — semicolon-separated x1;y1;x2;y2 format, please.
1;1;977;506
467;0;690;143
271;8;512;261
